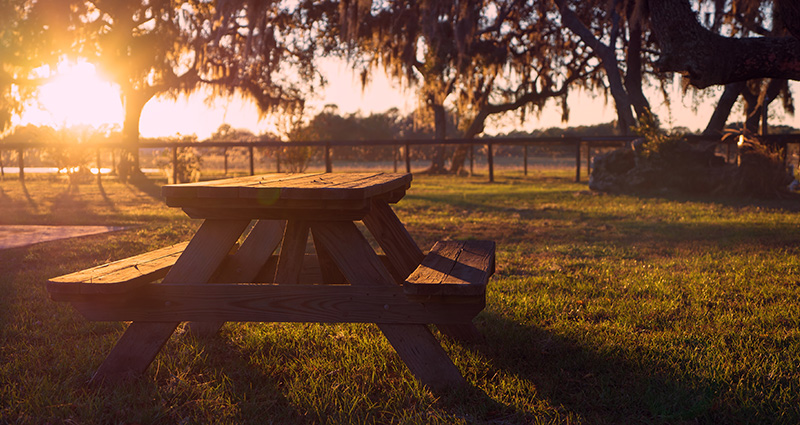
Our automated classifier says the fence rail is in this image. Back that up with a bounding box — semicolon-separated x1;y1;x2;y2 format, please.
1;134;799;184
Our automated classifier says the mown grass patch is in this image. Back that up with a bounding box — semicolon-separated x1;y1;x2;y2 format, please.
1;171;799;424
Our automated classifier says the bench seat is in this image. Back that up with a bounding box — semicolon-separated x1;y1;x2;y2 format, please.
47;242;189;299
404;240;495;298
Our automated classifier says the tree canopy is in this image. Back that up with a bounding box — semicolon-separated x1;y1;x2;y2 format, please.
1;0;798;164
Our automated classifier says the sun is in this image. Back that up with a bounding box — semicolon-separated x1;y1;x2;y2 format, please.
24;61;124;129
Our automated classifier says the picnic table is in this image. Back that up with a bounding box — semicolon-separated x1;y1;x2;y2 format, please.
47;172;495;390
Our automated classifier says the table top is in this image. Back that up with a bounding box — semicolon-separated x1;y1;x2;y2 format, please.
162;173;413;217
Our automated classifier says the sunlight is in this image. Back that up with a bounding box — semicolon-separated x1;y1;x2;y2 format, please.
23;61;123;129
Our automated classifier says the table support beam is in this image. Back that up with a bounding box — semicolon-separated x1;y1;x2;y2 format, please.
310;221;465;390
89;219;250;385
188;219;286;337
364;200;482;342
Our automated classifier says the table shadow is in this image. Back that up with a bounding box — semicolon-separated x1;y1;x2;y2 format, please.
448;312;747;424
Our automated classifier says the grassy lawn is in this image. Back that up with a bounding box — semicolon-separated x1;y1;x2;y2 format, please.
1;170;799;424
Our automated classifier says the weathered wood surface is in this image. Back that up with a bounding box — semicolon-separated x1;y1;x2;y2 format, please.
89;219;250;385
47;242;189;297
188;219;286;337
71;283;484;324
163;173;412;205
310;220;466;390
274;220;309;285
404;240;496;297
362;199;424;283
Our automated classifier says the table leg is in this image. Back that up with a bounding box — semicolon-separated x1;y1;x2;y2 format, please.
362;199;424;280
311;221;465;390
90;219;250;384
363;200;482;342
188;220;286;337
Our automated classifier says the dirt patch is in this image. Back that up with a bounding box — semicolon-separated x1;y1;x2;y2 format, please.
0;225;127;250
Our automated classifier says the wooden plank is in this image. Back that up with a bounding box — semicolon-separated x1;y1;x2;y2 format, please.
179;206;370;221
274;220;309;285
89;219;250;385
404;240;495;297
166;197;370;211
47;242;189;296
404;239;495;343
71;283;484;323
310;221;466;390
188;219;286;337
311;228;347;284
162;173;324;199
362;199;424;282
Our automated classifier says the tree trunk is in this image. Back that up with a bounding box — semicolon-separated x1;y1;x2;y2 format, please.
118;88;151;182
703;82;745;135
624;23;651;120
555;0;636;133
427;102;448;174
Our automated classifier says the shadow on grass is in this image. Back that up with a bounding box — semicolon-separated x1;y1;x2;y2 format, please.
20;178;36;207
127;174;165;202
462;312;763;424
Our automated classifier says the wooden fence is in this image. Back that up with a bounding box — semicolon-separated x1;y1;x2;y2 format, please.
1;134;799;184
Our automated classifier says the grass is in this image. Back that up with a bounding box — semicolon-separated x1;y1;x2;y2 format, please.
1;170;799;424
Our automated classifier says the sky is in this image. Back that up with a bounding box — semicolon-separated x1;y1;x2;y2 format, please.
16;59;800;140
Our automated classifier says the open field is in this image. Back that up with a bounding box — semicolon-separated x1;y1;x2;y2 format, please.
1;170;799;424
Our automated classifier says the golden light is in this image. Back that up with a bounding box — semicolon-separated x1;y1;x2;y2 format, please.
26;61;123;129
738;134;745;147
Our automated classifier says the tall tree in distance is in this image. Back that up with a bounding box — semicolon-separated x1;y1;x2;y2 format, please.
37;0;317;181
334;0;597;174
555;0;664;133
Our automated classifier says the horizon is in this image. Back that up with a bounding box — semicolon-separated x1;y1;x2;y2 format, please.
13;59;800;141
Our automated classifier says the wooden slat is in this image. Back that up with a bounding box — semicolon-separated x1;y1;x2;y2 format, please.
274;220;309;285
162;173;324;199
71;283;484;323
89;219;250;385
404;240;495;297
188;219;286;337
47;242;189;296
179;206;371;221
164;173;411;204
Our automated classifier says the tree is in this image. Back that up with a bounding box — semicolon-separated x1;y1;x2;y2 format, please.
34;0;317;181
333;0;597;174
690;0;795;135
0;0;65;134
647;0;800;88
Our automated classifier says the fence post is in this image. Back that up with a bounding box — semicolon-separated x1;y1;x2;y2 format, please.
487;142;494;183
325;142;332;173
523;145;528;176
1;148;5;180
276;148;281;173
574;140;581;183
469;144;474;176
172;146;178;184
586;141;591;177
249;146;255;175
18;147;24;182
393;145;398;172
405;143;411;173
96;148;102;184
223;147;228;175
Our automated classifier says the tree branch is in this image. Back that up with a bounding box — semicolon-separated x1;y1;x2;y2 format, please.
647;0;800;88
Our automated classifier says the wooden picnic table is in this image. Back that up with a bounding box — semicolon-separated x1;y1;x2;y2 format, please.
47;172;495;390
